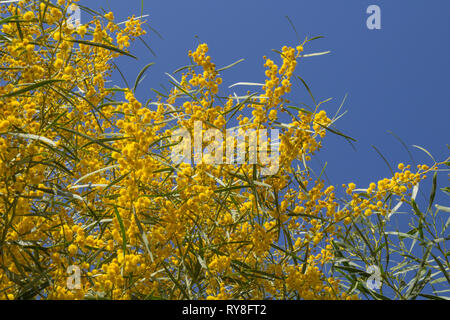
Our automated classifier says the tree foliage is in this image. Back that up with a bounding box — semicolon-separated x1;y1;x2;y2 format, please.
0;0;447;300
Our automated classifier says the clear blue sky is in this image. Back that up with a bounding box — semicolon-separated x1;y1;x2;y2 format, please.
83;0;449;196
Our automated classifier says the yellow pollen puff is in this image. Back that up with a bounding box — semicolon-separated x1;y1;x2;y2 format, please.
77;25;87;37
23;11;35;21
51;7;62;20
54;58;63;69
0;120;10;131
68;244;77;256
105;12;114;21
268;109;277;121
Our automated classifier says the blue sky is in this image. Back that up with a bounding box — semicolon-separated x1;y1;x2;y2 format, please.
84;0;449;196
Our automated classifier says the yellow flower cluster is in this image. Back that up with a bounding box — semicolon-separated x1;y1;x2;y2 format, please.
149;42;347;299
342;163;433;223
0;1;441;301
0;0;149;300
188;44;221;95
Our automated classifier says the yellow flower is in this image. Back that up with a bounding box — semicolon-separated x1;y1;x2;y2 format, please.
105;12;114;21
268;109;277;121
68;244;78;256
23;11;35;21
0;120;10;131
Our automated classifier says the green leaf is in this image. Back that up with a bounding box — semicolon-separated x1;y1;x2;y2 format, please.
405;245;432;299
385;231;420;241
334;265;370;277
133;62;155;92
73;165;119;186
173;64;195;74
217;58;245;72
441;187;450;196
300;51;331;58
435;204;450;213
427;171;437;213
228;82;264;88
296;76;316;106
285;105;312;114
306;35;325;42
132;207;154;263
430;252;450;285
102;171;130;194
1;79;64;98
412;145;435;163
56;126;119;152
113;207;127;263
68;39;137;59
315;122;357;142
372;145;394;177
0;15;20;25
418;293;449;300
